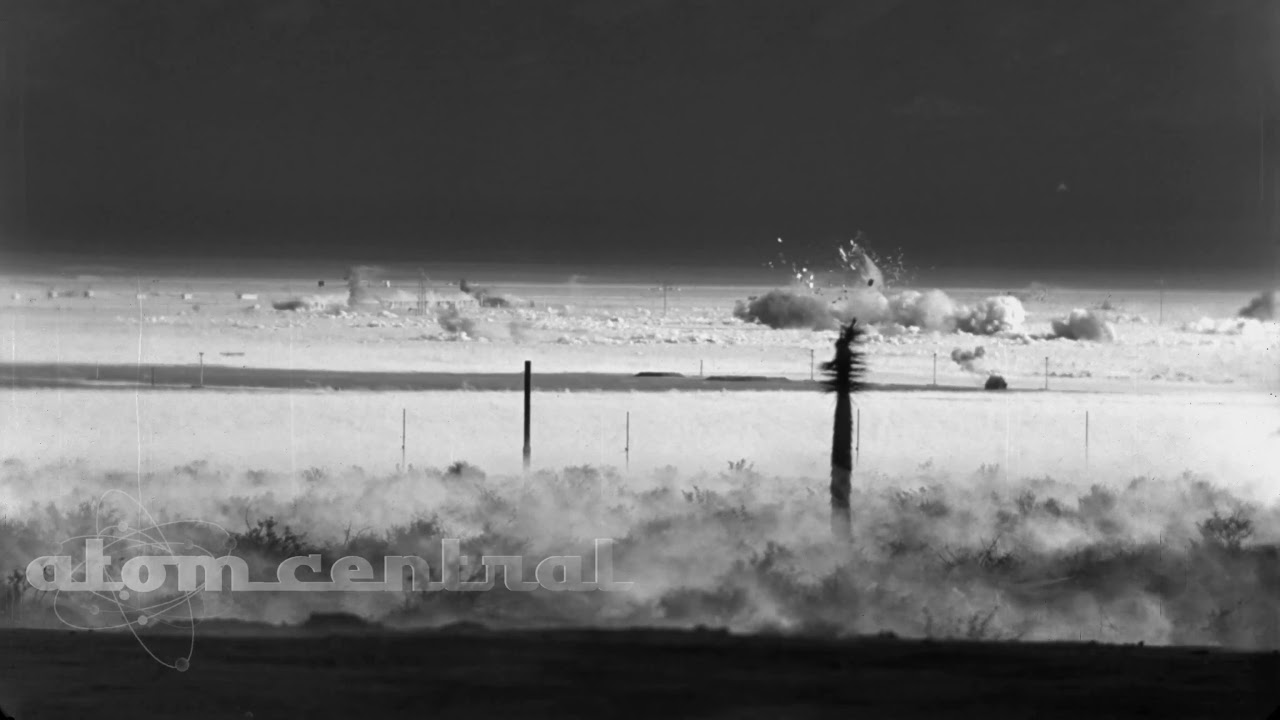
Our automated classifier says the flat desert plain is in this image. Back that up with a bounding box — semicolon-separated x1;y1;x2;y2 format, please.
0;262;1278;718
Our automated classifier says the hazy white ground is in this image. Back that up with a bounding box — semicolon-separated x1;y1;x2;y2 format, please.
2;263;1280;647
1;268;1277;488
3;389;1277;494
2;270;1277;390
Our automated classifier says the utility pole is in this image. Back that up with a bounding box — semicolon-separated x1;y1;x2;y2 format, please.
522;361;532;470
656;281;678;317
198;352;204;387
417;268;428;316
1158;278;1164;326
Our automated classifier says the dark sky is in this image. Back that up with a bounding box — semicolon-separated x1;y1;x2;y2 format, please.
1;0;1278;271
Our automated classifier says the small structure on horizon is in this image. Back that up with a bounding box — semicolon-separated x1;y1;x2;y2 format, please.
381;289;476;314
182;292;195;300
237;292;258;301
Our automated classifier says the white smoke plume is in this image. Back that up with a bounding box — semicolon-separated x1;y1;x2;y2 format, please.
950;346;987;374
738;289;1026;336
1051;309;1116;342
957;296;1027;335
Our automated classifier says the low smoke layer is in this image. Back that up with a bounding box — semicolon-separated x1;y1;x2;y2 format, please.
436;307;477;335
734;290;837;330
460;279;527;309
1;460;1277;649
346;265;384;307
435;306;531;341
1238;290;1278;320
1183;317;1266;337
737;289;1026;336
1051;309;1116;342
272;294;348;313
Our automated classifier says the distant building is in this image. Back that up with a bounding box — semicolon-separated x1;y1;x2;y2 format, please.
182;293;195;300
237;292;258;301
380;289;477;313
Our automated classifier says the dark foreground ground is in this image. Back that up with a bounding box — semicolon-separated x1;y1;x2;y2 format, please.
0;626;1277;719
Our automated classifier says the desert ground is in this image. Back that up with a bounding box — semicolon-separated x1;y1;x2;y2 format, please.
1;259;1278;717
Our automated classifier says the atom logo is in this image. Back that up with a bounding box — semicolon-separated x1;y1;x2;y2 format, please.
38;488;238;672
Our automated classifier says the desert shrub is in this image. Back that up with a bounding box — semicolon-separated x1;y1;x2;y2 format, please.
231;517;314;559
1197;510;1254;551
445;460;486;481
938;537;1018;575
7;461;1280;649
733;289;836;330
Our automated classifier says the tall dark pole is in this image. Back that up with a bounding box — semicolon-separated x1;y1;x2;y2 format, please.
1158;279;1164;326
1085;411;1090;470
820;321;866;542
523;360;531;470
